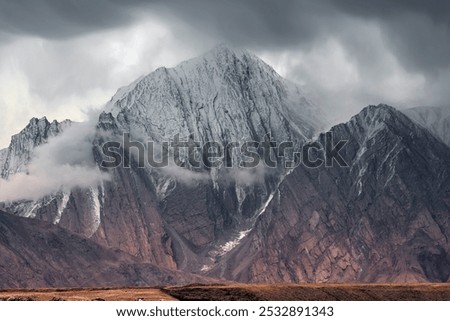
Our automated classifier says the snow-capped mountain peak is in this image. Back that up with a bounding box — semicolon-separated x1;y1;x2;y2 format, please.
105;44;325;149
0;117;72;179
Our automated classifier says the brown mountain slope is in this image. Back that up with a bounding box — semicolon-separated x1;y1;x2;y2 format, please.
0;210;213;288
208;105;450;283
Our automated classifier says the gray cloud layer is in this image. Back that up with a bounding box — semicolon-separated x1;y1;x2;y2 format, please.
0;0;139;39
1;0;449;72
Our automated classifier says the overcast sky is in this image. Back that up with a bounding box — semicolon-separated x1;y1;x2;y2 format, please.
0;0;449;148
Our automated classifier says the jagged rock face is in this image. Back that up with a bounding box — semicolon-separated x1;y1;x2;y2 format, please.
92;46;324;264
0;117;71;179
0;210;212;288
210;105;450;283
403;106;450;147
0;118;73;223
106;45;324;145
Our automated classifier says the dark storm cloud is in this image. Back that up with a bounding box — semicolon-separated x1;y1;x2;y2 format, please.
1;0;449;75
331;0;450;74
331;0;450;23
156;0;450;74
0;0;148;39
0;0;331;45
137;0;450;77
159;0;327;45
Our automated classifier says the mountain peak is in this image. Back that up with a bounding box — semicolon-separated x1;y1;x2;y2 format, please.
173;43;270;75
346;104;414;135
200;43;256;64
37;116;47;121
105;46;324;143
29;116;48;125
358;104;397;119
208;43;245;56
1;117;72;179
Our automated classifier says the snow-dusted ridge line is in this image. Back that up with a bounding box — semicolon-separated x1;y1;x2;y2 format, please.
0;117;72;180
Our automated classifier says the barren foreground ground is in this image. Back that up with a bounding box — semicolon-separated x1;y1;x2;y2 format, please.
1;284;449;301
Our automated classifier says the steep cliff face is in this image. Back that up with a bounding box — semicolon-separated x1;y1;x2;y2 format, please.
0;210;212;288
100;45;325;240
210;105;450;283
82;46;325;268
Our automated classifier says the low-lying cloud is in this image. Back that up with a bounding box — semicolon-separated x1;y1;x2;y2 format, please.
0;115;109;202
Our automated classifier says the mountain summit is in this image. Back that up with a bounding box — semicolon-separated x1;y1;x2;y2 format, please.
104;45;325;148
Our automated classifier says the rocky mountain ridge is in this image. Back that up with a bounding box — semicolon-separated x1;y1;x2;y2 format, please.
209;105;450;282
